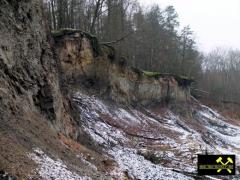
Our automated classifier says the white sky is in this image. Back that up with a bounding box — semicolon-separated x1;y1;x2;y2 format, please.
138;0;240;53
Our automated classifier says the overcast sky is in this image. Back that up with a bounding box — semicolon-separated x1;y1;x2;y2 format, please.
138;0;240;53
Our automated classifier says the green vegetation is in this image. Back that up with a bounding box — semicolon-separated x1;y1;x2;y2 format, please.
143;71;162;77
143;70;194;86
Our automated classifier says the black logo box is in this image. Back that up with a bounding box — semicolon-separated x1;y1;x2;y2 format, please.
198;155;235;175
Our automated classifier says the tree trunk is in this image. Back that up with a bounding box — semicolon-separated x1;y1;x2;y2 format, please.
51;0;56;30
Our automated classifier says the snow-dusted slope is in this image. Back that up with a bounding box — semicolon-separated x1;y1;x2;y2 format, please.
28;148;91;180
72;91;240;179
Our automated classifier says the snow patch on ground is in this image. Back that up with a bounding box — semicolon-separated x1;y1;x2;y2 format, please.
164;111;192;138
73;92;127;146
73;91;240;177
85;121;127;146
198;105;240;145
131;109;161;124
114;108;140;124
28;148;91;180
73;92;111;116
109;147;194;180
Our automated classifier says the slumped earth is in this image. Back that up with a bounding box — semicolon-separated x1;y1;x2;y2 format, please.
28;89;240;179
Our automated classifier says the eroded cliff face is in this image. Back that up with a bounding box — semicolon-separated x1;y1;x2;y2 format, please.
1;2;240;179
0;1;102;179
54;30;191;105
0;1;191;178
0;0;66;129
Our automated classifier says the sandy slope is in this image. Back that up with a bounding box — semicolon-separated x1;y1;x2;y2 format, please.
70;91;240;179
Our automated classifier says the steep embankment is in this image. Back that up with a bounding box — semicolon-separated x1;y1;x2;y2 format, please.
0;1;106;179
52;29;240;179
72;90;240;179
1;1;240;180
53;29;192;105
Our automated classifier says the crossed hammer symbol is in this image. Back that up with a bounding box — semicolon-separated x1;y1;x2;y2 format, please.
216;157;233;174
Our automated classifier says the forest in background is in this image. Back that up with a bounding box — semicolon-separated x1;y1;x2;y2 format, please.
43;0;240;104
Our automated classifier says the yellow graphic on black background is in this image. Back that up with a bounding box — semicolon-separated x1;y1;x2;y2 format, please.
198;155;235;175
216;156;233;174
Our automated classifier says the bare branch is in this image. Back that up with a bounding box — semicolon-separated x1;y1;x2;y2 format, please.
100;31;133;45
